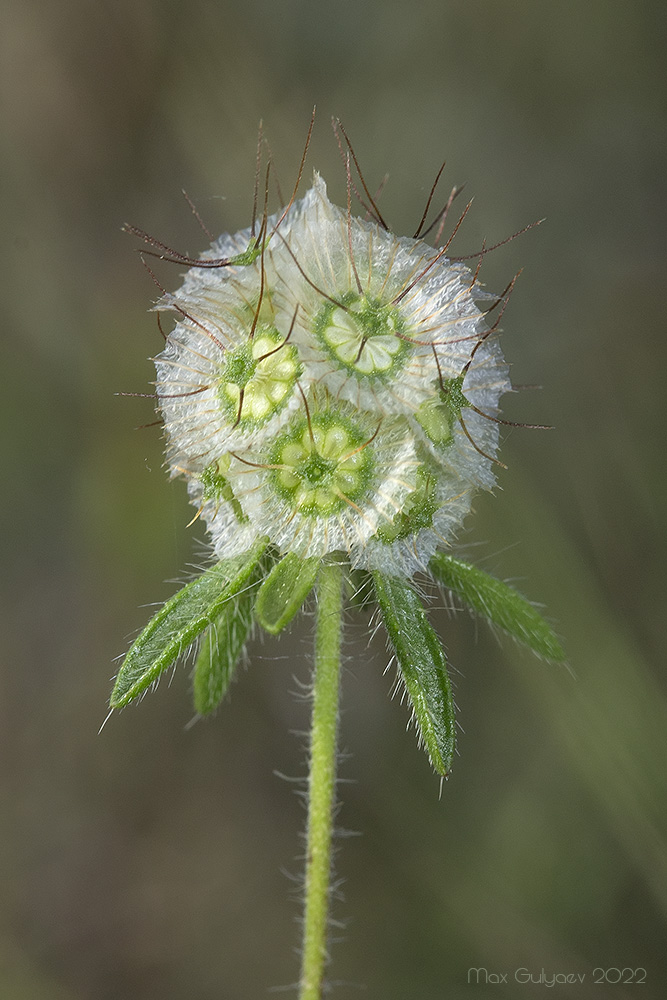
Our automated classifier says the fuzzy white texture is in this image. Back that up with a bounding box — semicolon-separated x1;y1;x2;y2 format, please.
154;174;511;577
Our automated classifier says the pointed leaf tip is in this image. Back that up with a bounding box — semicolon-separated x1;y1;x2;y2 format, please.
429;553;565;662
373;572;455;776
110;538;268;709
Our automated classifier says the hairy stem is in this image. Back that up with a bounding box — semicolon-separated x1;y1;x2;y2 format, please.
299;560;344;1000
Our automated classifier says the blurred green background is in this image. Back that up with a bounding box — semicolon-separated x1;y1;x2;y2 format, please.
1;1;666;997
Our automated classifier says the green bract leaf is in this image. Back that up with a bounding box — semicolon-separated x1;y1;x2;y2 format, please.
111;538;269;708
193;582;256;716
372;572;455;776
254;552;319;634
429;553;565;661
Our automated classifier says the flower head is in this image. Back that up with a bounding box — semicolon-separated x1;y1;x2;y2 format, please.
154;172;510;577
115;119;562;801
114;122;562;768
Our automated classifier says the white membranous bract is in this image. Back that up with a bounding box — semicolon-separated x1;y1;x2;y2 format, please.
154;173;510;576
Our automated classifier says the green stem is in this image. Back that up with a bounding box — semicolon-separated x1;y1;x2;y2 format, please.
299;560;344;1000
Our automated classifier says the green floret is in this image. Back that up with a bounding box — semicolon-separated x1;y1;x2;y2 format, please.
268;409;375;518
313;292;410;380
217;325;302;429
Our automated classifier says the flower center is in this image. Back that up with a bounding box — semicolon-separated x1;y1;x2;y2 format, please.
313;292;408;380
301;451;336;485
223;346;257;387
269;411;375;517
218;327;301;427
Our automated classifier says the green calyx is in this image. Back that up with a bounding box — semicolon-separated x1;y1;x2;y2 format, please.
269;409;375;517
217;326;301;427
230;246;261;267
376;462;438;544
415;374;470;446
200;457;248;523
313;291;409;380
228;226;285;267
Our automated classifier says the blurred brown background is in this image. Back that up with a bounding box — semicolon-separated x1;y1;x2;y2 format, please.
1;1;666;997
